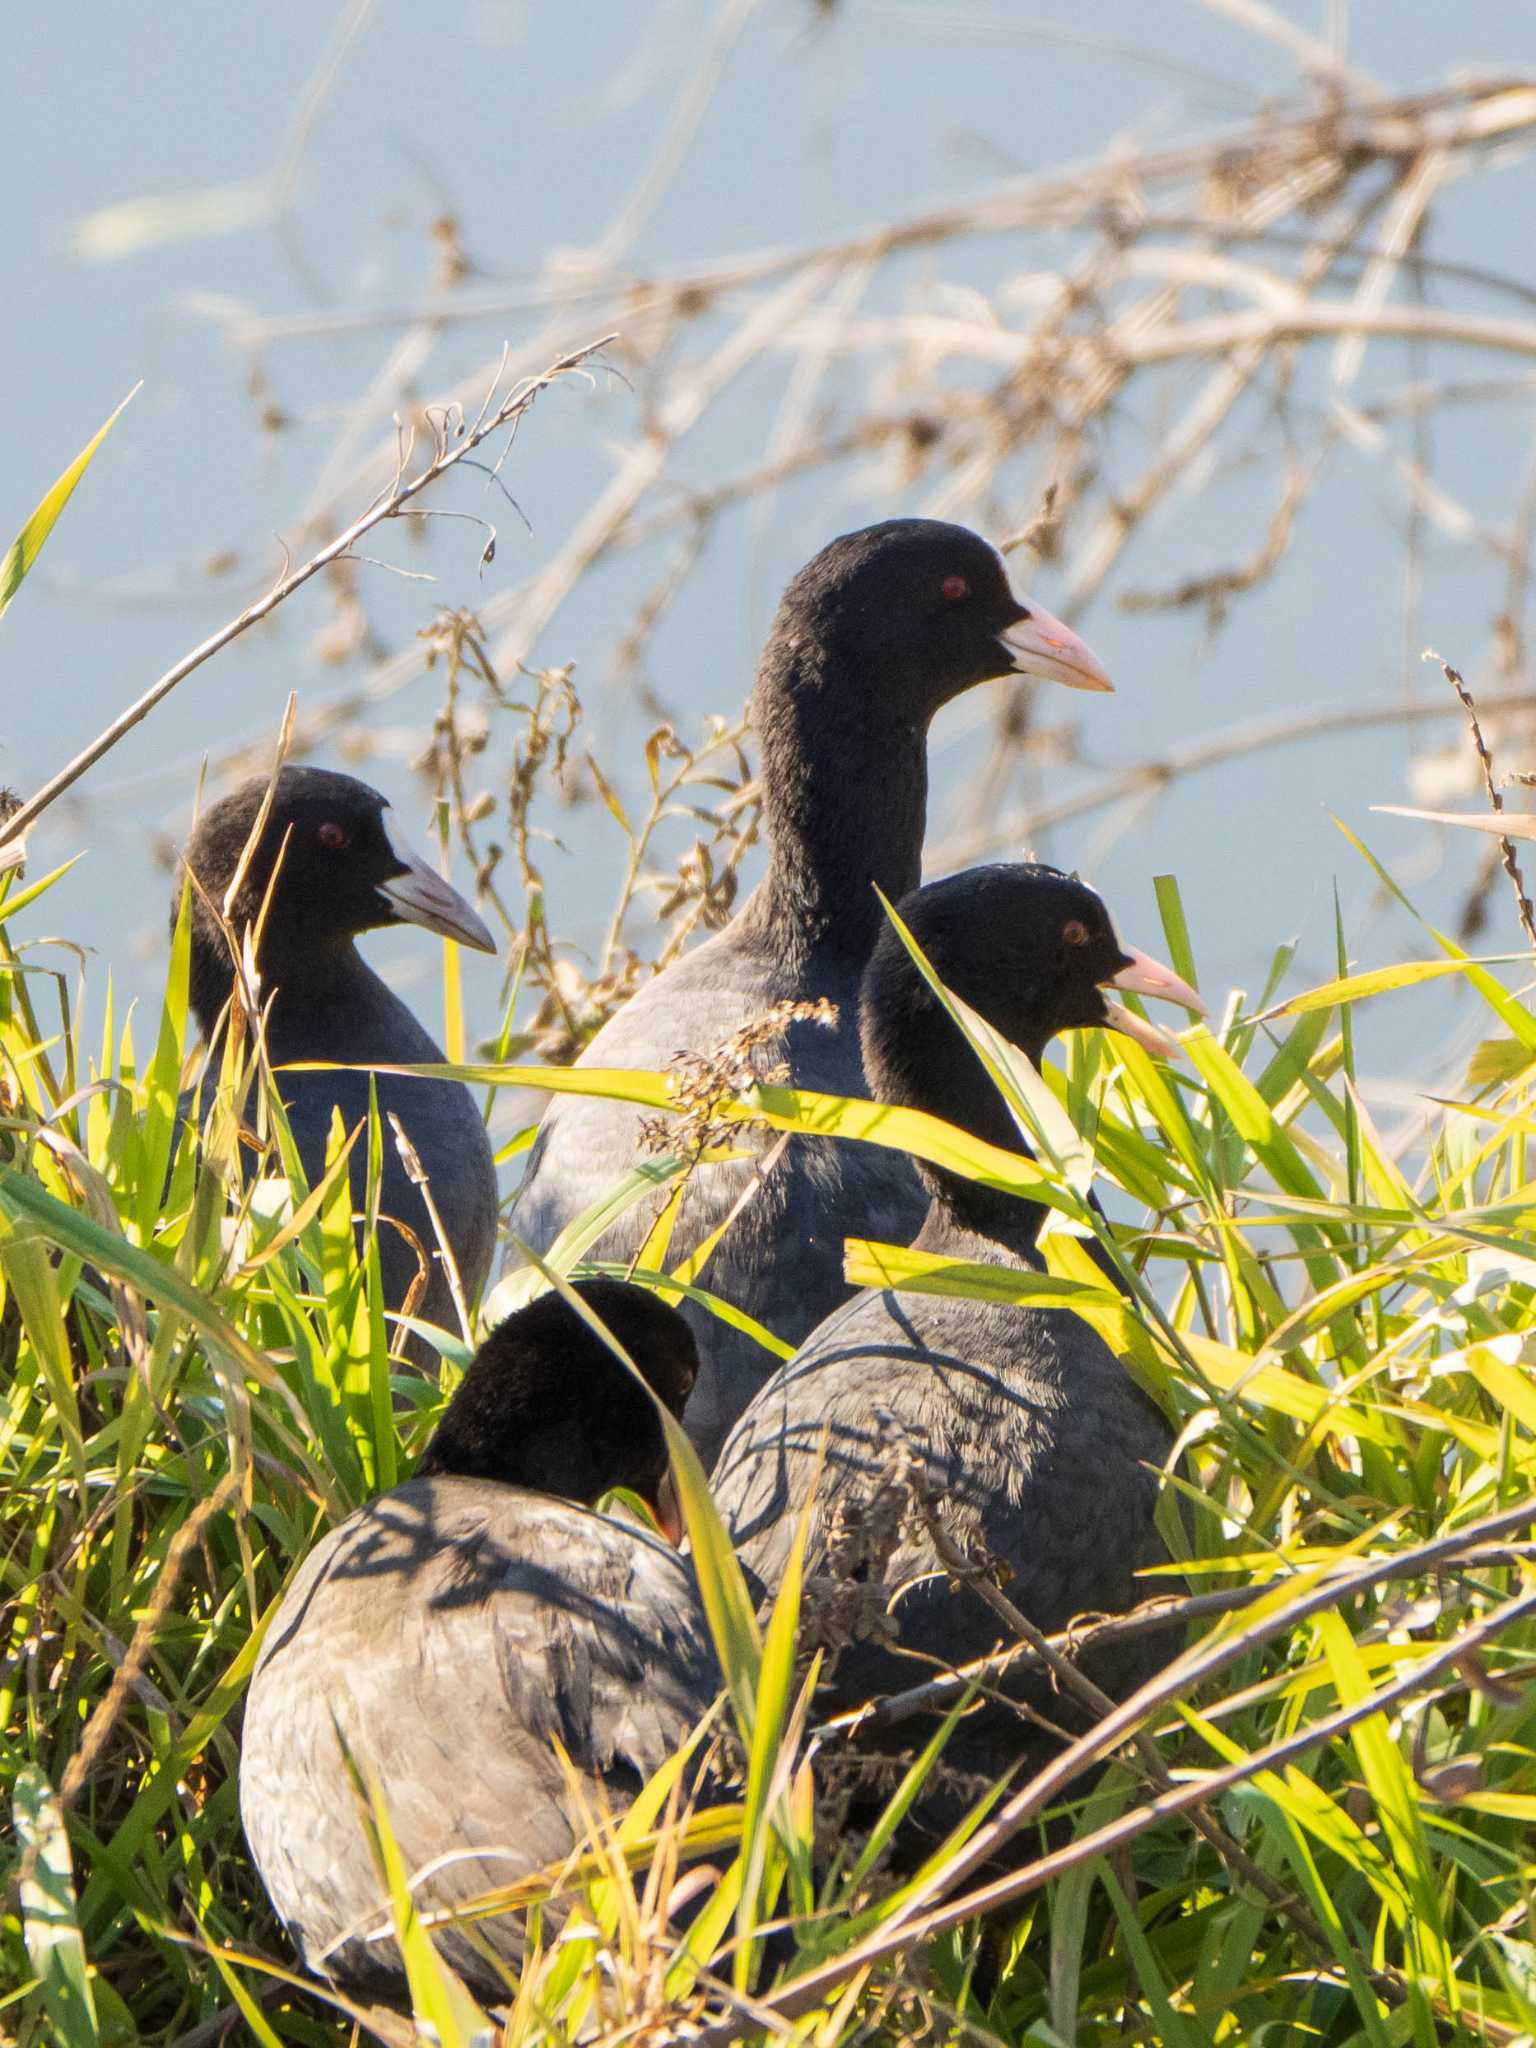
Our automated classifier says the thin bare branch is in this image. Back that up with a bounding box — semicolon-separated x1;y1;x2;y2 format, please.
0;335;617;853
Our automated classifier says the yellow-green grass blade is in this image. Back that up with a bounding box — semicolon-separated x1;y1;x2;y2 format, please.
583;1261;794;1360
0;385;138;624
338;1059;1080;1211
0;855;85;922
734;1460;820;1984
1315;1611;1456;1989
487;1154;688;1319
1331;815;1536;1051
0;1167;332;1499
363;1764;495;2041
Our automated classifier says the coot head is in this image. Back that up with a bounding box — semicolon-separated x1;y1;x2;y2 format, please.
861;863;1205;1122
179;766;494;1027
767;520;1112;720
416;1279;698;1521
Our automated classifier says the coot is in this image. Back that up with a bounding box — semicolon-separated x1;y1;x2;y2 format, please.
239;1279;719;2001
506;522;1113;1464
178;766;499;1344
711;863;1199;1843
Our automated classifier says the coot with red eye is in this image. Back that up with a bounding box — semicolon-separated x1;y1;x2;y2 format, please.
504;520;1114;1466
712;862;1205;1856
176;765;499;1351
240;1279;719;2001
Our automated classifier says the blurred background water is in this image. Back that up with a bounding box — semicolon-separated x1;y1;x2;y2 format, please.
7;0;1536;1152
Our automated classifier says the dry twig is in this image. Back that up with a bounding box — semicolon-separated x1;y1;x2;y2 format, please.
1428;648;1536;948
0;335;617;853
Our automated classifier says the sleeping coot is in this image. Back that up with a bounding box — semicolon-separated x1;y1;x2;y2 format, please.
178;766;499;1343
506;521;1114;1465
239;1279;719;2001
712;863;1200;1844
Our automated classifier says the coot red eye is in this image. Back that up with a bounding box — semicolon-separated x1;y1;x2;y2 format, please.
1062;919;1090;946
317;821;347;850
941;573;970;602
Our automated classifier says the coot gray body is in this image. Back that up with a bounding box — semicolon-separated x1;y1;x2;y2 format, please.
239;1280;718;2001
712;864;1198;1841
506;523;1113;1465
178;766;499;1342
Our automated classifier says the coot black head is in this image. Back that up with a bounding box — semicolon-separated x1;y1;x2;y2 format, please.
861;863;1204;1196
767;519;1110;720
179;766;494;1036
417;1280;698;1514
748;523;1111;965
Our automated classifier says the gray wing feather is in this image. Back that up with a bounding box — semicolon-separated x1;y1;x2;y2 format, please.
240;1476;718;2000
507;928;925;1464
712;1287;1174;1841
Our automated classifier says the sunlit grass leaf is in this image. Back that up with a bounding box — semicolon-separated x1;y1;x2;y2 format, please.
1466;1037;1535;1090
0;1165;333;1498
1263;953;1529;1019
843;1236;1117;1310
442;934;466;1065
734;1477;818;1987
1102;1861;1205;2048
348;1058;1080;1208
1332;814;1536;1050
0;1203;86;1485
1315;1611;1455;1984
204;1943;290;2048
363;1763;496;2042
14;1766;99;2048
0;385;138;623
0;855;85;920
484;1152;687;1322
586;1260;794;1359
1154;871;1200;995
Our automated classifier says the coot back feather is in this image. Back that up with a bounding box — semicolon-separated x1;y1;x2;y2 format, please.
239;1280;719;2001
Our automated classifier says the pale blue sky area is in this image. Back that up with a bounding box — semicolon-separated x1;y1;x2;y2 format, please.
8;2;1536;1133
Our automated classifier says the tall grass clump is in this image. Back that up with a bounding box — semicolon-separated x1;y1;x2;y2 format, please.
3;804;1536;2047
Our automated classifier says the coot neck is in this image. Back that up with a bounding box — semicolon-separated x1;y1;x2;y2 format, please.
904;1040;1128;1292
912;1193;1043;1267
906;1031;1055;1257
189;929;387;1065
740;640;930;970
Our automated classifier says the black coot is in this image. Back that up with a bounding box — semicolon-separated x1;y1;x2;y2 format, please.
506;522;1113;1465
239;1279;718;2002
178;766;499;1343
711;863;1202;1844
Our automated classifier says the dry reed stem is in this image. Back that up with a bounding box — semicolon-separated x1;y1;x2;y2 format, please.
117;68;1536;898
1429;649;1536;947
710;1548;1536;2043
0;336;616;853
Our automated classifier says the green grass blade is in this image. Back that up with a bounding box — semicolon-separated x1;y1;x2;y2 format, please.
14;1765;100;2048
0;386;139;622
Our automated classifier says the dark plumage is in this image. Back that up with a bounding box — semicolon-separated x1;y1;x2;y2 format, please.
177;766;499;1345
505;521;1113;1464
711;864;1202;1847
239;1279;718;2002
